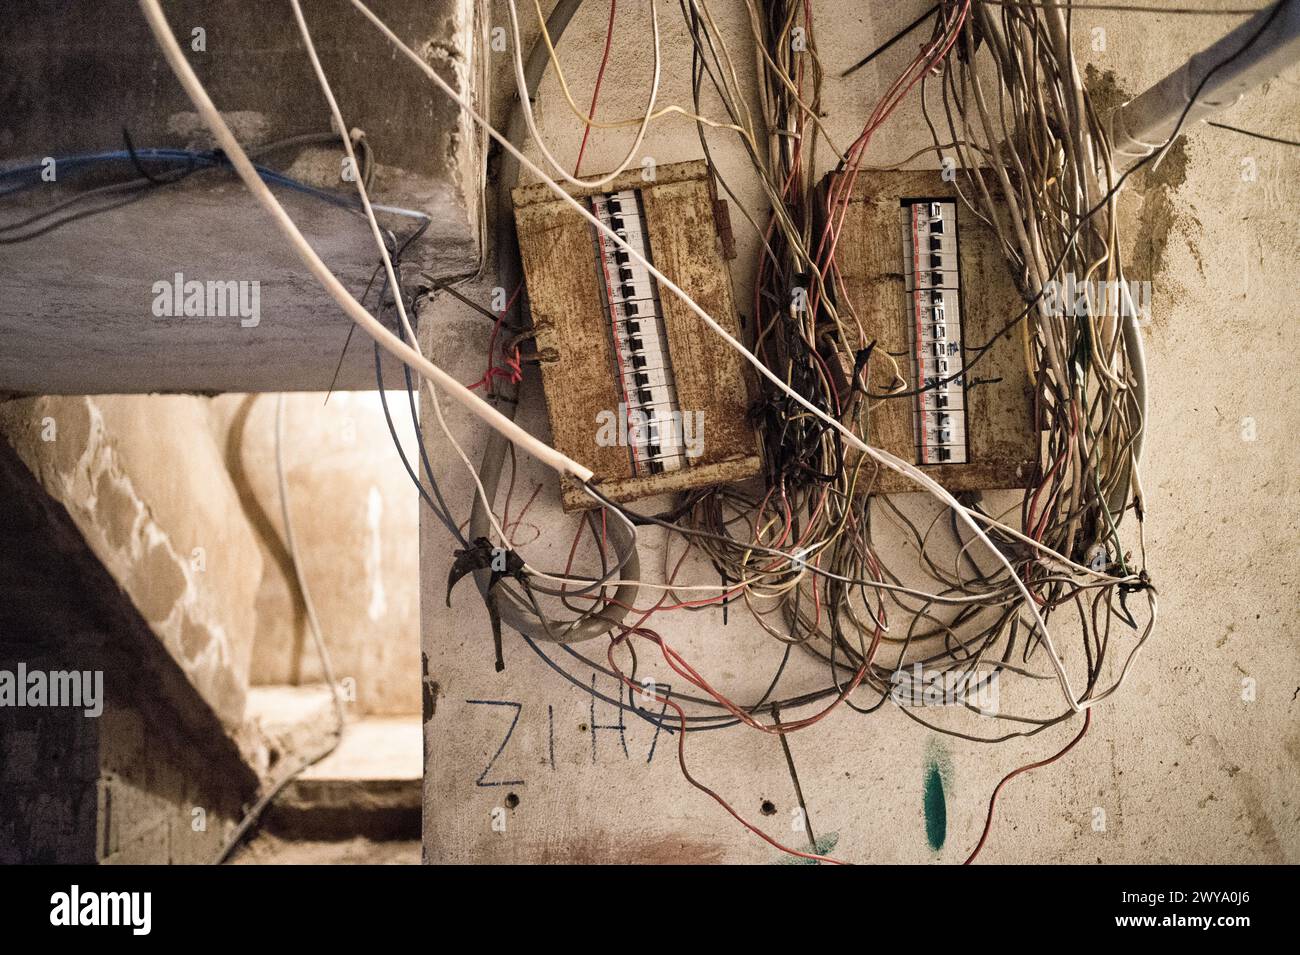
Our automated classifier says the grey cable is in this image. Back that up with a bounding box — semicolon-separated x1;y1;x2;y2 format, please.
274;393;347;725
465;0;643;645
212;394;348;863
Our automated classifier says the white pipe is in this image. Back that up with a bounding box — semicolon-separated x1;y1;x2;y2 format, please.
1110;0;1300;169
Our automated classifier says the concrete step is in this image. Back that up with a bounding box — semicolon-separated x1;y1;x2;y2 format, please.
243;686;420;842
232;834;419;865
245;683;339;777
269;714;421;841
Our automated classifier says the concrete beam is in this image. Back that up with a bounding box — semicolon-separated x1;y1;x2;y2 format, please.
0;0;484;394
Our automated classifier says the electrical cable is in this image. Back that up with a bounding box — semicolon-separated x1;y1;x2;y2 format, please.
136;0;596;485
1205;117;1300;145
212;394;348;864
124;0;1221;863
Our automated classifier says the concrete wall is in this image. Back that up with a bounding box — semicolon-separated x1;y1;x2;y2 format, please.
0;665;100;863
0;435;253;864
0;674;249;864
0;387;422;861
212;391;421;716
1;390;422;721
96;698;248;864
0;394;263;727
418;2;1300;863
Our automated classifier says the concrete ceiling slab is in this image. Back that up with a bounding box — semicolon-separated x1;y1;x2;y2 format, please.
0;0;485;394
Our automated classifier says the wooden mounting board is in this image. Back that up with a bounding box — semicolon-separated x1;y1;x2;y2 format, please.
826;169;1039;494
513;161;762;511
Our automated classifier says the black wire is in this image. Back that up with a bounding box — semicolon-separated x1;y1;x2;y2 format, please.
842;4;940;77
869;0;1289;402
0;187;160;244
422;279;522;330
374;341;464;543
354;217;471;547
122;126;195;185
1206;118;1300;147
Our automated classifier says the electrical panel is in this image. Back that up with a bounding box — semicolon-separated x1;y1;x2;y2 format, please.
824;169;1038;494
901;198;969;466
513;161;762;510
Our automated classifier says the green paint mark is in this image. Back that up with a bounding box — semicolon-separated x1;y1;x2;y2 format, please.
924;760;947;851
777;831;839;865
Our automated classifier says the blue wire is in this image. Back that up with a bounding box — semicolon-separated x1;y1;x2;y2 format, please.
0;148;427;223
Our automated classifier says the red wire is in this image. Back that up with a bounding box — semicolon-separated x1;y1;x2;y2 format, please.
536;1;980;866
466;283;523;391
503;482;544;545
812;2;971;311
963;708;1093;864
574;0;618;177
606;630;849;865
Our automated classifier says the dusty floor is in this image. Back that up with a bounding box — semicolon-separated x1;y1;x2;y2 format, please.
232;835;419;865
417;2;1298;863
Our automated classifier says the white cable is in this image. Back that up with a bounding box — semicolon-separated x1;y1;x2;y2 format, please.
274;393;347;727
140;0;1107;713
506;0;661;188
342;0;1097;713
286;0;518;553
135;0;593;485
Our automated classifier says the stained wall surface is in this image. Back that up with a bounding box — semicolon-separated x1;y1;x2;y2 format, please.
212;391;422;716
419;2;1299;863
1;391;422;722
